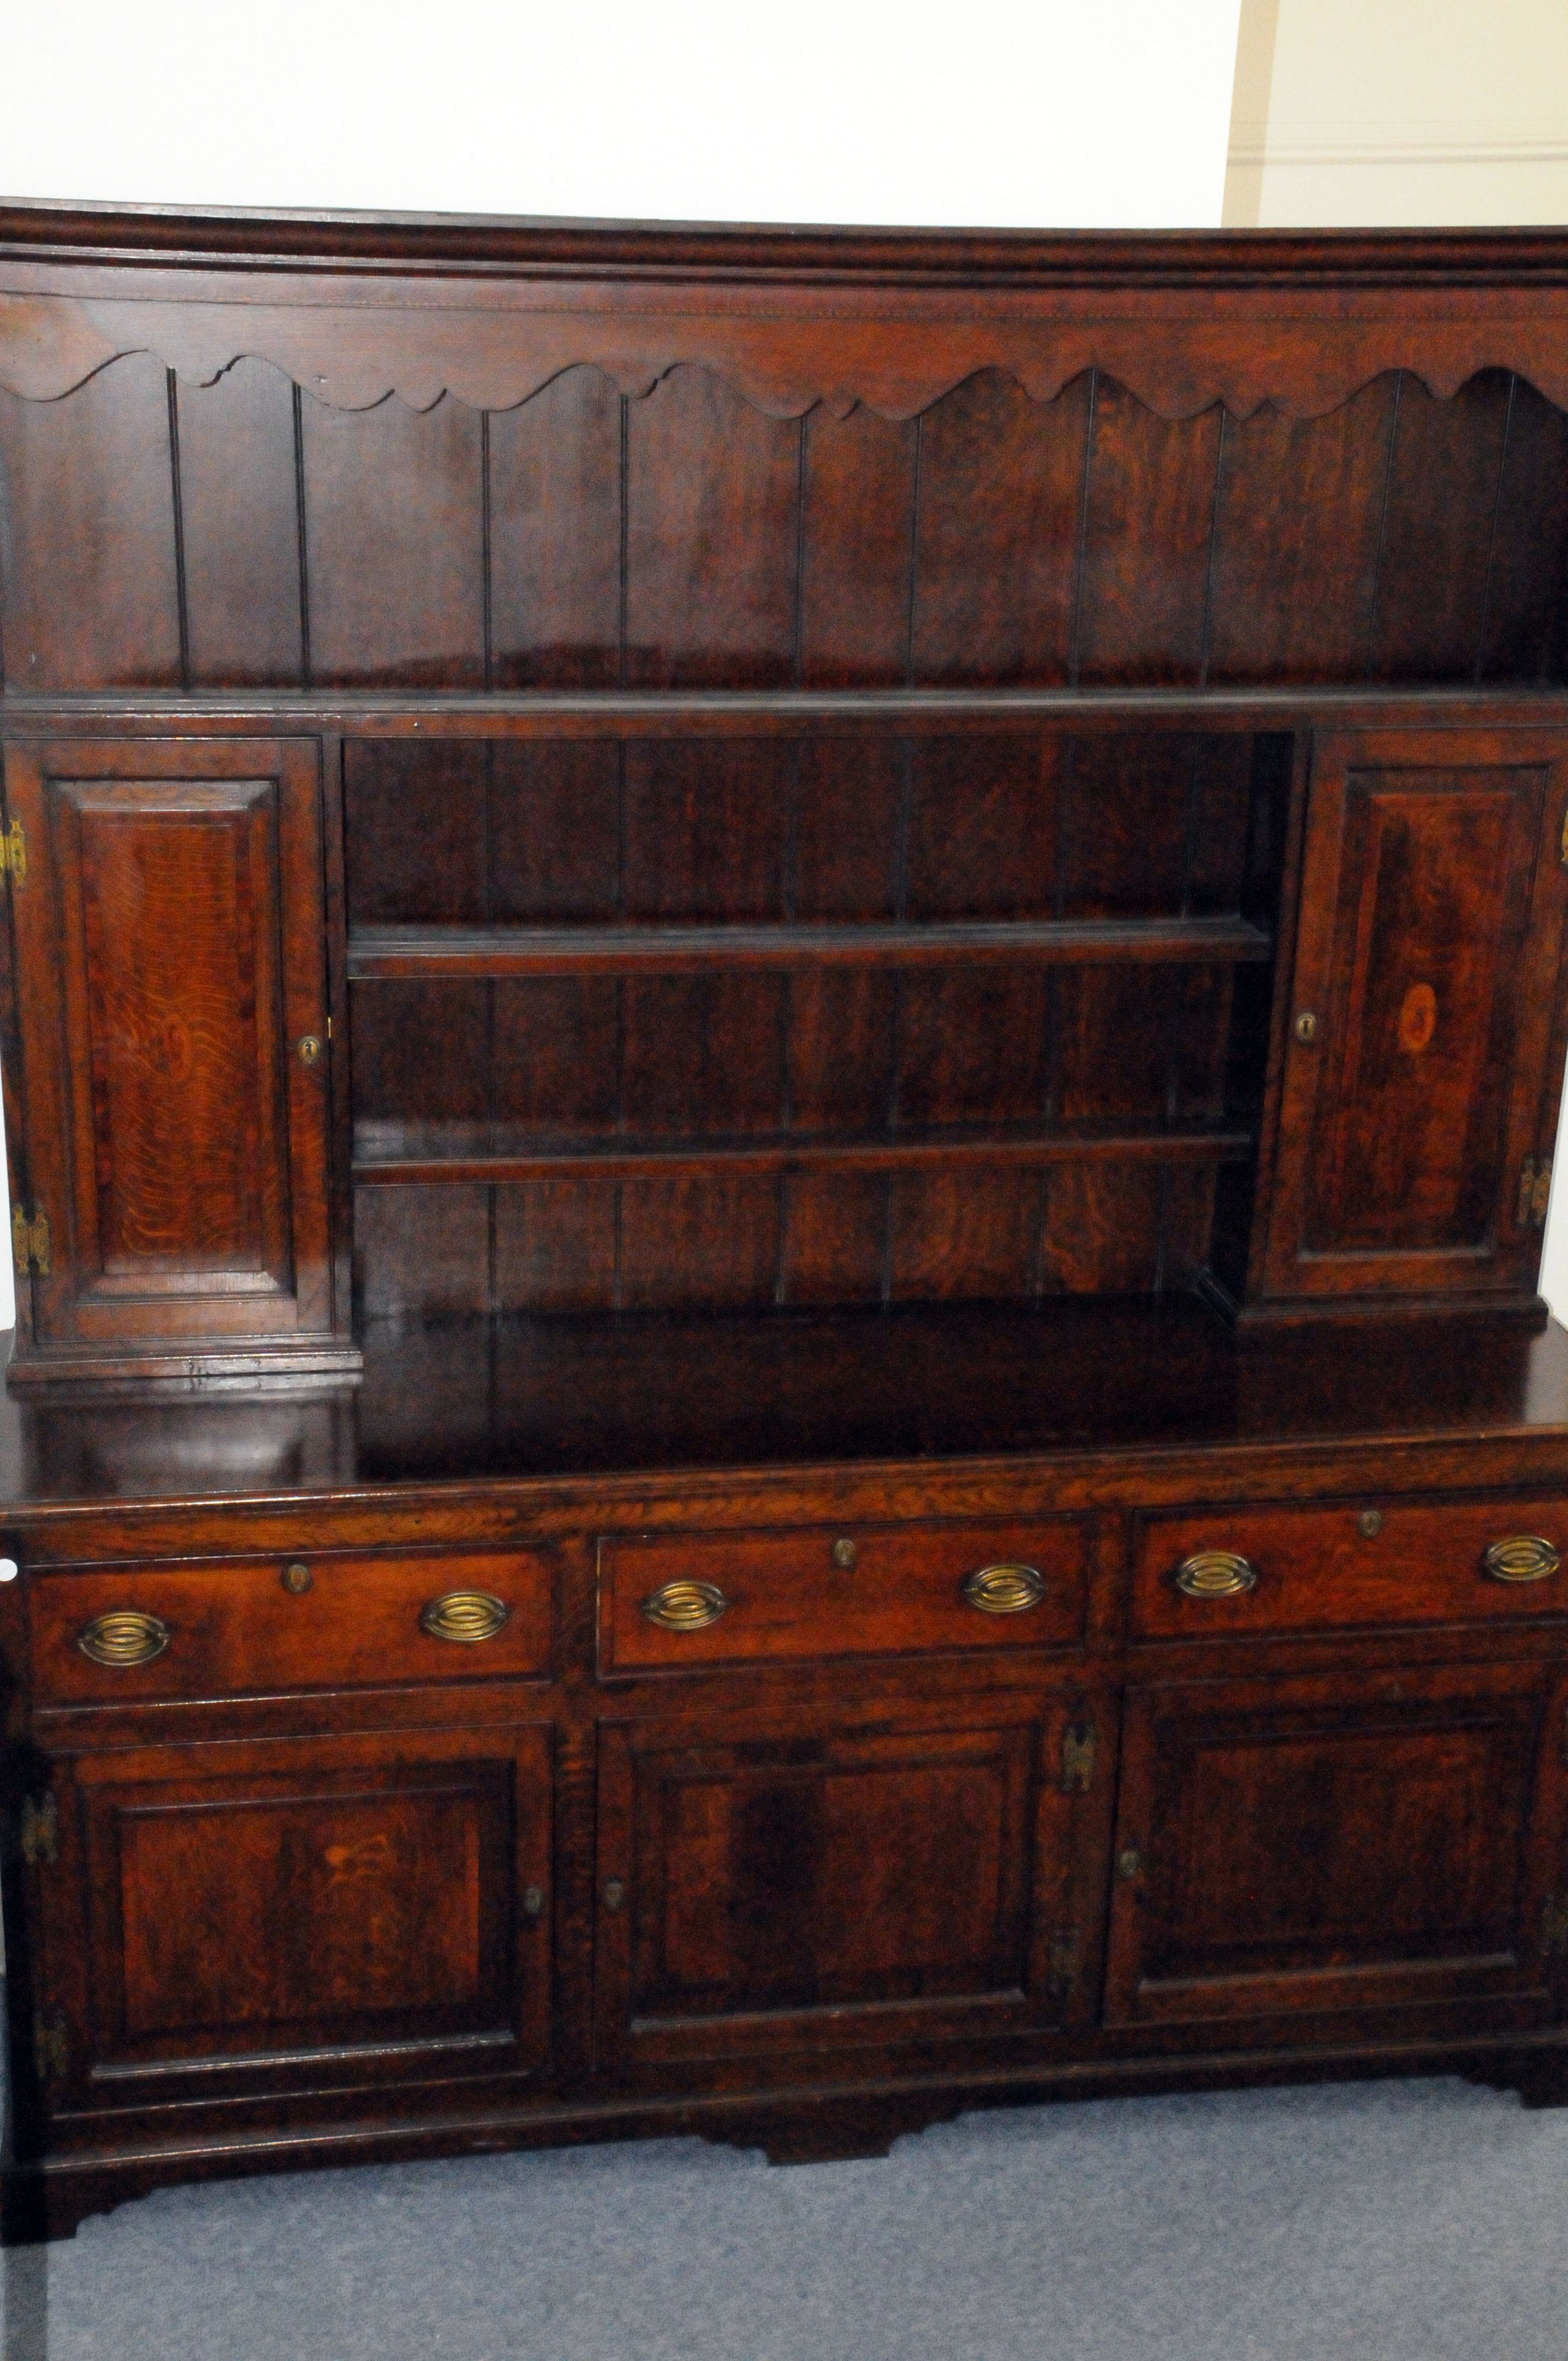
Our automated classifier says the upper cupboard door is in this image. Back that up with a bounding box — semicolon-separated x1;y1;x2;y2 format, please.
4;739;335;1355
1260;729;1568;1307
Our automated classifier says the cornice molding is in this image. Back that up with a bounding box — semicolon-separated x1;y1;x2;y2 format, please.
4;211;1568;420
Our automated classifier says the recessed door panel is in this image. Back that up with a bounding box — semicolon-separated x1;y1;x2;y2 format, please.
66;777;292;1287
1260;730;1568;1303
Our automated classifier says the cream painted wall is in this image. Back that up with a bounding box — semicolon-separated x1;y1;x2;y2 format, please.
1226;0;1568;226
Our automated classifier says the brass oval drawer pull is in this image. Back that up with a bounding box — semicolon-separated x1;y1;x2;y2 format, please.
419;1590;511;1644
641;1579;728;1633
1174;1551;1259;1600
77;1608;171;1668
1483;1536;1561;1586
963;1563;1046;1615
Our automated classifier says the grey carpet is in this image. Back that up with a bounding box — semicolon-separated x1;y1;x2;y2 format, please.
6;2076;1568;2359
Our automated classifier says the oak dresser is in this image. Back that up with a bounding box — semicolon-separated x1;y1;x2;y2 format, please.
3;204;1568;2234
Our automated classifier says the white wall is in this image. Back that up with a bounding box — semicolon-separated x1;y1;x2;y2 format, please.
3;1;1244;227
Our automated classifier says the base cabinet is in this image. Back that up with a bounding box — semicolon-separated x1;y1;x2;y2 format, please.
14;1499;1568;2229
1104;1661;1568;2035
31;1722;555;2113
592;1688;1110;2075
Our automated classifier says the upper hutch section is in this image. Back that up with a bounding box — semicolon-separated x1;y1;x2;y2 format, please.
5;212;1568;698
6;211;1568;1385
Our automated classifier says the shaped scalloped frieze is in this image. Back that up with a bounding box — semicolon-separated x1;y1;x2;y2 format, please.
4;285;1568;421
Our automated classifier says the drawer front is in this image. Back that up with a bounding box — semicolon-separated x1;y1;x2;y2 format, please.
598;1519;1088;1672
1134;1497;1568;1642
29;1546;554;1704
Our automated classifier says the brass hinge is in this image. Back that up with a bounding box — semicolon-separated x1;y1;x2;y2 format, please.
1542;1891;1568;1960
19;1792;56;1867
12;1205;50;1277
1047;1923;1083;2001
32;2012;67;2084
1517;1156;1553;1230
1060;1718;1096;1794
0;817;26;886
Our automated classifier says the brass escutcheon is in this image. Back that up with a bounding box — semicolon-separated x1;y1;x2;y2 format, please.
1357;1510;1384;1540
963;1563;1046;1615
419;1590;511;1643
1174;1550;1259;1600
641;1579;728;1632
1483;1536;1561;1586
78;1608;171;1668
1293;1011;1319;1045
296;1034;323;1067
281;1560;313;1595
831;1537;859;1572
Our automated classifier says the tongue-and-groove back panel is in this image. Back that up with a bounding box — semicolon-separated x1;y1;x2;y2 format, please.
4;358;1566;695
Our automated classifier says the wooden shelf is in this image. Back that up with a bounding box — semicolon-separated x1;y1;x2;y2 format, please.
346;916;1274;980
10;685;1568;737
352;1119;1255;1187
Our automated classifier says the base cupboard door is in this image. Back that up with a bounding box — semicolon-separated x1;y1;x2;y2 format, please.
30;1721;554;2113
592;1689;1109;2075
2;735;349;1374
1105;1662;1568;2037
1259;728;1568;1308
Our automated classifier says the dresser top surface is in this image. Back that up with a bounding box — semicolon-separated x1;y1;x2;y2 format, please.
2;1298;1567;1513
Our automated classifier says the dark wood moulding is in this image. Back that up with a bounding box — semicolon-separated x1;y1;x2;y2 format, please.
346;916;1274;978
350;1120;1255;1186
8;687;1568;732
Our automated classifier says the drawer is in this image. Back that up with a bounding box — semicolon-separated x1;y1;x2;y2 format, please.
1133;1497;1568;1642
597;1519;1088;1672
29;1546;554;1705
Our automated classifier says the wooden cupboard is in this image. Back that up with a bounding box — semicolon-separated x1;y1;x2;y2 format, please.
2;736;349;1380
1104;1662;1568;2035
1257;728;1568;1310
34;1721;556;2109
5;205;1568;2234
592;1687;1108;2075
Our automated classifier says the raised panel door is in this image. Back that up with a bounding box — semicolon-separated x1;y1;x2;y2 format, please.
30;1721;553;2109
592;1688;1110;2075
1104;1661;1568;2036
1259;729;1568;1307
2;737;352;1377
